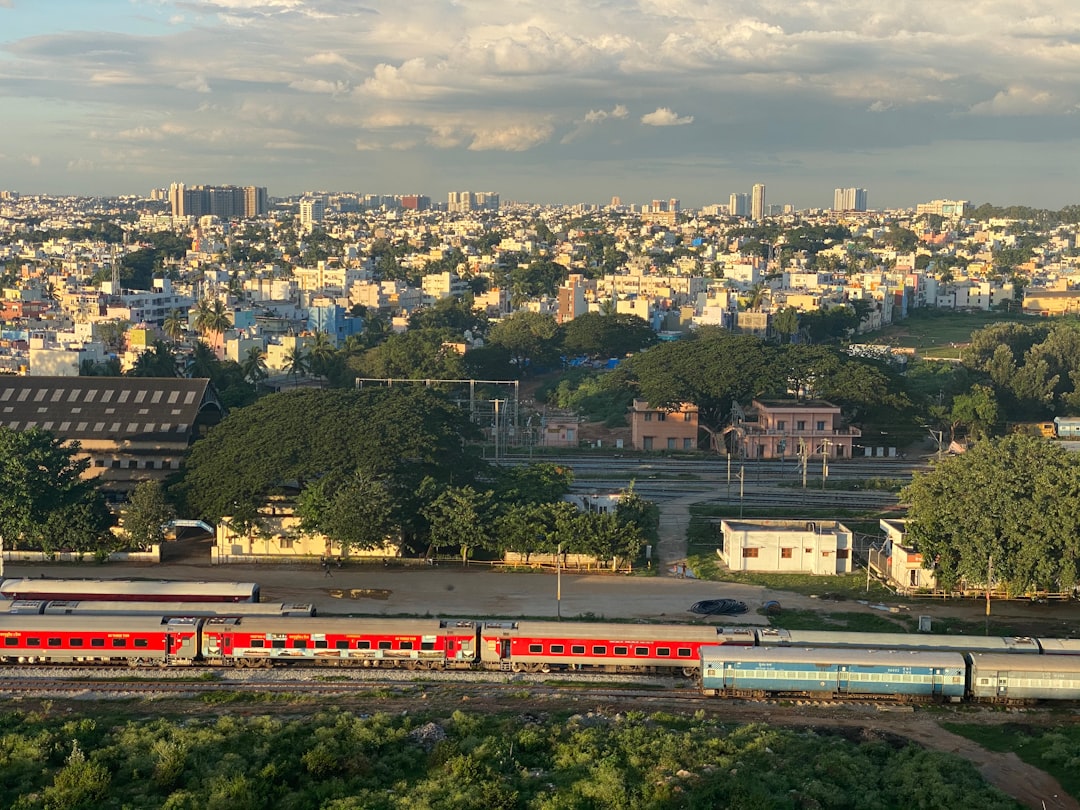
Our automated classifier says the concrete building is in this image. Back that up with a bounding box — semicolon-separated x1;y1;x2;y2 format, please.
299;198;326;232
719;519;853;575
869;519;938;592
833;188;868;212
751;183;766;221
730;399;861;460
729;193;750;217
630;399;698;451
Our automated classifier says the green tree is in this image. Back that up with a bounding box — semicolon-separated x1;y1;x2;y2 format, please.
297;473;397;553
902;435;1080;593
423;485;493;563
351;329;466;380
240;346;268;385
193;298;230;338
128;341;179;378
283;346;310;386
560;312;657;359
487;311;560;375
162;308;187;343
122;480;175;550
0;427;113;553
949;384;999;441
772;306;800;344
177;388;481;542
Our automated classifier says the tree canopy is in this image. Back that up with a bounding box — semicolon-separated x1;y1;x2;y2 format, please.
902;435;1080;593
0;427;113;553
176;387;482;542
560;312;658;359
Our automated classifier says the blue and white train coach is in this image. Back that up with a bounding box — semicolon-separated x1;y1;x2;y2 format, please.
700;646;967;701
969;653;1080;702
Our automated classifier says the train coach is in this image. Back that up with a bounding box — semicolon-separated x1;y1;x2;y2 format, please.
0;615;200;666
199;617;480;669
22;600;315;618
700;646;967;701
478;622;754;675
0;579;260;603
968;653;1080;702
754;628;1042;655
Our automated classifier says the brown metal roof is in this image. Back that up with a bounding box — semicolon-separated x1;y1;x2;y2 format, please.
0;377;215;443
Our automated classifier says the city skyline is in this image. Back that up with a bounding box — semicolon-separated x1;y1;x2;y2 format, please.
2;1;1080;208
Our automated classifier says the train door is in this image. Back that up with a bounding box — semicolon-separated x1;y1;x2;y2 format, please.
500;640;511;660
997;675;1009;699
837;665;849;695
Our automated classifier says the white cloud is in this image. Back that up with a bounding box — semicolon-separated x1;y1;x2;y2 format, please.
584;104;629;123
868;101;893;113
24;155;41;167
289;78;351;95
178;75;212;93
468;123;554;151
969;84;1077;116
641;107;693;126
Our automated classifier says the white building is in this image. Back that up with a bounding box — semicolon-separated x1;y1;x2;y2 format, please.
719;519;853;575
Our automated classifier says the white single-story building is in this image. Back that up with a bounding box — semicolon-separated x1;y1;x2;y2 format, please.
719;519;853;575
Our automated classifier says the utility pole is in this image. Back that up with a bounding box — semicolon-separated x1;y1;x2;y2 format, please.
821;439;833;491
738;466;745;518
799;439;808;489
556;542;562;621
726;451;732;503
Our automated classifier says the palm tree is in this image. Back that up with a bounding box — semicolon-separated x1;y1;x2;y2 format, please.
307;331;335;379
162;308;187;343
187;340;219;380
283;346;309;387
240;346;268;385
193;298;230;338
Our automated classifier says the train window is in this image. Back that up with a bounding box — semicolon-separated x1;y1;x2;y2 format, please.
400;641;413;650
111;639;126;648
4;638;16;647
134;639;149;648
315;640;328;649
272;640;285;649
70;638;84;647
421;641;435;651
677;648;692;657
293;640;307;650
571;645;585;655
657;647;671;656
335;641;349;650
529;644;544;654
91;639;105;648
357;641;371;650
378;641;391;650
592;645;606;655
551;645;564;654
635;646;649;656
251;639;265;648
48;638;61;647
614;646;628;656
26;638;40;647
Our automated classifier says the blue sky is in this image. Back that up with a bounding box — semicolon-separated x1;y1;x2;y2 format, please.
2;0;1080;209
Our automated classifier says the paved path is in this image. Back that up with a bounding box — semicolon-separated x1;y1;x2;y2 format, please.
654;492;702;577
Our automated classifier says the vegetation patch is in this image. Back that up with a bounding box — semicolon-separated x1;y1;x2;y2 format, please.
760;608;915;633
0;707;1018;809
944;723;1080;801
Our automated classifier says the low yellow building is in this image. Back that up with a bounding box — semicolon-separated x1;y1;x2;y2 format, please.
213;501;400;564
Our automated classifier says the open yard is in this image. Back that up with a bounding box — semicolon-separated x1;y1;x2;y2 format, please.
861;309;1036;357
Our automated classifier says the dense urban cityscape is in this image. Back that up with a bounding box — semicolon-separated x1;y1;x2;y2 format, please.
6;0;1080;804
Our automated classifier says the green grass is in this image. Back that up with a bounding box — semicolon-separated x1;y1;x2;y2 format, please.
861;309;1037;354
682;557;894;600
943;723;1080;801
775;477;906;492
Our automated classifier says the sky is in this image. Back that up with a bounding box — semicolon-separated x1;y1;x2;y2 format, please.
2;0;1080;209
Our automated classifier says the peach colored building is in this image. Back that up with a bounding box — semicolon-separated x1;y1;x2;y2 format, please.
630;399;699;451
731;399;860;460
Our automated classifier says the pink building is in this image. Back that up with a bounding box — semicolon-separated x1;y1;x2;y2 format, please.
731;399;860;460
